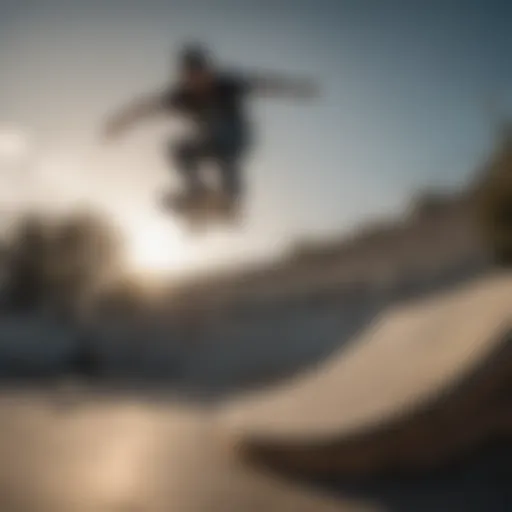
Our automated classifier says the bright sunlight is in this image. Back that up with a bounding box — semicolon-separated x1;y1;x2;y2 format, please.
123;214;192;276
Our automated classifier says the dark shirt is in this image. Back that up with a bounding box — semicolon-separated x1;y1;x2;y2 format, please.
163;72;251;133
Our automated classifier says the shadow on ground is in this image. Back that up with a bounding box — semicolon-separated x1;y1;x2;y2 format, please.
251;440;512;511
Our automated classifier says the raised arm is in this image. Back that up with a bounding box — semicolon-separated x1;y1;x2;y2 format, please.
248;72;320;100
103;93;166;140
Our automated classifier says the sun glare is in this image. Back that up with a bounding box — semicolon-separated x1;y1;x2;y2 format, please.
124;216;190;276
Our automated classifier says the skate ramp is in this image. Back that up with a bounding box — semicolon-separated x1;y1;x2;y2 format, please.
222;272;512;476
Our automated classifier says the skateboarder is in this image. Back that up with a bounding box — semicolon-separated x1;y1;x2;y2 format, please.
103;43;319;218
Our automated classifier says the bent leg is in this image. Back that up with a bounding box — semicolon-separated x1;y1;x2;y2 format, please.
211;124;249;203
219;156;243;201
169;138;206;197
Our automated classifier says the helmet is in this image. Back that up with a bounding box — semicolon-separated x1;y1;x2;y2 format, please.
179;43;211;71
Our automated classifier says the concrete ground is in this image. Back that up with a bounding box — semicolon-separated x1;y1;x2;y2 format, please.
0;386;509;512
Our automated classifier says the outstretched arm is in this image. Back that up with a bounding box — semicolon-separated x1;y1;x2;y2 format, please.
103;93;166;140
248;73;320;100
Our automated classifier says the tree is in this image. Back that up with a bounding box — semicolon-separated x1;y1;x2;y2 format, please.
474;123;512;266
3;214;52;311
3;211;125;317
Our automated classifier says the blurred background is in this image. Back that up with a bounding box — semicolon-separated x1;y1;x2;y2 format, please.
0;1;510;511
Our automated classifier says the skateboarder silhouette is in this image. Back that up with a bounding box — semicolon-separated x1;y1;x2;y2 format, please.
104;43;319;224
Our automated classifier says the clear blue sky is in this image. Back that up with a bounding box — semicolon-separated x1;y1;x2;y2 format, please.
0;0;511;272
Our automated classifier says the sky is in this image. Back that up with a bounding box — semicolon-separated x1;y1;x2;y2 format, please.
0;0;511;275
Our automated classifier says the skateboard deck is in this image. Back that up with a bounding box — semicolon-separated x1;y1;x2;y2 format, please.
160;189;238;231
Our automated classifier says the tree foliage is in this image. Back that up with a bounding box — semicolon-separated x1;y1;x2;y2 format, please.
475;127;512;266
3;211;125;315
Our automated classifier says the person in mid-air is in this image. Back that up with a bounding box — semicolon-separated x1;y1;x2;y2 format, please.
104;43;319;218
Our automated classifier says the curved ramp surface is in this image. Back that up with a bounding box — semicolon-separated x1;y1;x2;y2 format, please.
223;273;512;476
